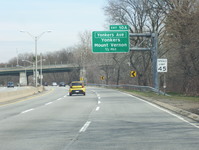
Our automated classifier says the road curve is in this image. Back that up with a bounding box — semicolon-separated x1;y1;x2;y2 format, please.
0;86;199;150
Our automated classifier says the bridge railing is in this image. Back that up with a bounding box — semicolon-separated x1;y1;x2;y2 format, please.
0;64;79;71
0;64;78;70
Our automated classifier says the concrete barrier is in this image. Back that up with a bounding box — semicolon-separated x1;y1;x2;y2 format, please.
0;86;44;103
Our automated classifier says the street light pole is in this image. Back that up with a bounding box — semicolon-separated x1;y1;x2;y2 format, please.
40;53;42;86
35;36;38;87
20;30;51;87
40;53;45;86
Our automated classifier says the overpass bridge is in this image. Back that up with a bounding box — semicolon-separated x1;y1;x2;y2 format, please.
0;64;80;85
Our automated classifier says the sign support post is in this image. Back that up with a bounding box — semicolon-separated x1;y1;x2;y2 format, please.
163;73;166;95
129;33;159;91
157;58;168;94
152;33;159;91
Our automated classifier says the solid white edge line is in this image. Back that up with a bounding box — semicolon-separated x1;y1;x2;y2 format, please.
21;108;34;114
122;92;199;129
79;121;91;132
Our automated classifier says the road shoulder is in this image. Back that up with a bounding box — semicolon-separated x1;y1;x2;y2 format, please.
123;91;199;122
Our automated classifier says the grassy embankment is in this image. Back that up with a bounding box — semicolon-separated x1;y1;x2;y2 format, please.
118;88;199;102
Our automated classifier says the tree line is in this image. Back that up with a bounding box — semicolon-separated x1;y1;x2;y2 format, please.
103;0;199;96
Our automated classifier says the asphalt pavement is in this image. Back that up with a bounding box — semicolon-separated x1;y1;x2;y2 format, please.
0;86;199;150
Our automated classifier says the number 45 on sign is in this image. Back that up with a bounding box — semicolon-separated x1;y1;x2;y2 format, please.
157;59;167;72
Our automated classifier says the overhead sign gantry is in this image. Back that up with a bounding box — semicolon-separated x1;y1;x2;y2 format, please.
92;25;159;91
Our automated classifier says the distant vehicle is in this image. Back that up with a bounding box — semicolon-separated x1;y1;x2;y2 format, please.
59;82;66;87
7;82;14;88
52;82;58;86
69;81;86;96
44;82;48;86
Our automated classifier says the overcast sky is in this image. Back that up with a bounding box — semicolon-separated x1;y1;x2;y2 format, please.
0;0;107;63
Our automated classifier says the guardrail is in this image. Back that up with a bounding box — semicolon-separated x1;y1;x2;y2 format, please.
87;83;167;95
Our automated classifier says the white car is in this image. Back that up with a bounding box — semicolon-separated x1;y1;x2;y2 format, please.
52;82;58;86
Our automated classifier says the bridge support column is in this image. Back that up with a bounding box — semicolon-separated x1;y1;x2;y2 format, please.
19;72;28;86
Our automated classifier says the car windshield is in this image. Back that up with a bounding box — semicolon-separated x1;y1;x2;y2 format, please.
1;1;199;149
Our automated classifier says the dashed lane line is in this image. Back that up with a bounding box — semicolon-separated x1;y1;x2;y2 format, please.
96;106;100;111
57;98;62;101
21;108;34;114
79;121;91;133
45;102;53;106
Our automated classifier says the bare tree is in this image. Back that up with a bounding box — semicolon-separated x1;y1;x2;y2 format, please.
104;0;165;86
163;0;199;95
111;53;129;85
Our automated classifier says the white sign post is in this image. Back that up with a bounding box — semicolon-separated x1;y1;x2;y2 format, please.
157;59;167;72
157;59;168;95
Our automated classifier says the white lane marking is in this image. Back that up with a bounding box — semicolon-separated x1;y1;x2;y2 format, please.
45;102;53;106
57;98;62;101
123;92;199;129
79;121;91;132
91;90;101;104
21;108;34;114
96;106;100;111
64;95;67;98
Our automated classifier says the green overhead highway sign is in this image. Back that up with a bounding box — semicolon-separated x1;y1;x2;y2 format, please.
110;25;129;30
92;31;129;53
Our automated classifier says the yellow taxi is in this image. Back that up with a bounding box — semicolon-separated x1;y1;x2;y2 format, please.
69;81;86;96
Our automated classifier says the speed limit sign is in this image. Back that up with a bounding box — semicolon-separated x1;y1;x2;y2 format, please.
157;59;167;72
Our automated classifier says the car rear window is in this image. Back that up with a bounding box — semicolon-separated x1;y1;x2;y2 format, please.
72;83;83;86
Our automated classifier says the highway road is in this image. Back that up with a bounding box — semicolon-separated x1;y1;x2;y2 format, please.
0;86;199;150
